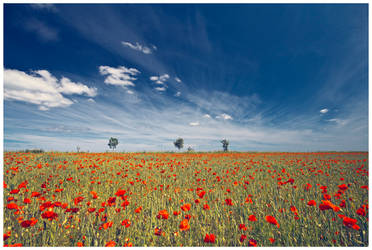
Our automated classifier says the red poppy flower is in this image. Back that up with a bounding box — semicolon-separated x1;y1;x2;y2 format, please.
304;183;312;191
248;215;257;221
20;220;32;228
115;189;126;197
10;189;20;194
339;200;346;208
342;216;359;230
240;234;247;242
77;242;84;247
105;241;116;247
74;196;84;206
198;191;206;199
248;239;257;247
356;207;366;216
338;184;348;191
323;194;331;200
107;197;116;206
239;224;247;230
265;216;280;228
290;206;298;215
179;219;190;231
307;200;316;206
102;221;113;229
6;203;18;210
204;234;216;243
181;203;191;211
269;238;275;243
319;200;340;212
4;231;11;241
121;219;131;228
157;210;169;219
90;191;98;199
31;192;41;198
154;228;164;236
134;206;142;213
225;199;233;206
203;204;210;210
41;211;58;220
40;201;53;211
8;243;23;247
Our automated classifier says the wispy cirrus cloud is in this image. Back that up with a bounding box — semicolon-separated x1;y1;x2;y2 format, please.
24;18;59;41
121;41;156;54
216;113;233;120
30;4;58;12
174;77;182;83
4;83;367;152
99;65;140;87
4;69;97;111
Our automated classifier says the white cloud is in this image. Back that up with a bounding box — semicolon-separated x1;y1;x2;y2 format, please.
4;69;97;110
320;108;329;114
175;91;181;97
87;98;96;103
155;87;167;92
121;41;155;54
175;77;182;83
189;122;200;126
203;114;211;118
59;77;97;96
127;90;134;95
99;65;140;86
150;74;170;85
216;113;233;120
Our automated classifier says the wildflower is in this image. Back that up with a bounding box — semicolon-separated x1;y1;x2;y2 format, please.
307;200;316;206
157;210;169;219
248;215;257;221
179;219;190;231
265;216;280;228
105;241;116;247
181;204;191;212
204;234;215;243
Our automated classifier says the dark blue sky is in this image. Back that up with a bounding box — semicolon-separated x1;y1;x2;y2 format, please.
4;4;368;151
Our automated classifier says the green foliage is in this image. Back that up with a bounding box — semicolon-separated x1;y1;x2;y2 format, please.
108;137;119;150
173;138;184;151
221;139;229;152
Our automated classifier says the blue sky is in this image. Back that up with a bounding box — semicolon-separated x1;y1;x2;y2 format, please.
4;3;368;152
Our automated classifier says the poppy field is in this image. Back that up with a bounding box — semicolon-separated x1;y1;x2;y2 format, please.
3;151;368;246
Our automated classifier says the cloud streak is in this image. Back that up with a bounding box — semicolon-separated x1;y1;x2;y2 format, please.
24;19;59;41
121;41;156;54
4;86;367;152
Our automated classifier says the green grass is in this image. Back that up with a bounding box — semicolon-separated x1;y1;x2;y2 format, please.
3;151;368;246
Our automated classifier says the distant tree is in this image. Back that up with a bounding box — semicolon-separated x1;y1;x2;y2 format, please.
76;146;80;153
108;137;119;151
187;146;194;152
174;138;184;151
221;139;229;152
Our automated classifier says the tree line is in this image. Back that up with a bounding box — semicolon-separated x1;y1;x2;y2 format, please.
106;137;230;152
